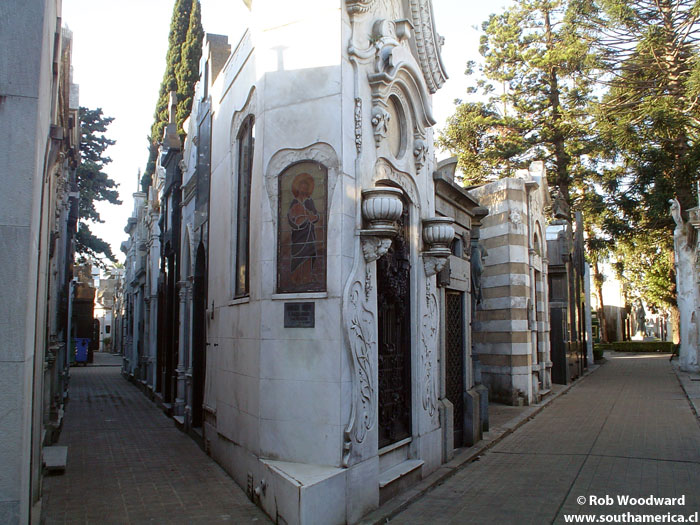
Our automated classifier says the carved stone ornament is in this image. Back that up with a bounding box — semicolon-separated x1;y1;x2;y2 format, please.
345;0;374;15
355;98;363;153
342;279;377;466
422;216;454;276
421;284;439;418
413;138;428;170
362;237;393;263
374;157;421;209
368;18;436;142
371;106;390;146
362;187;404;231
423;216;454;254
360;186;404;262
408;0;448;94
423;255;448;277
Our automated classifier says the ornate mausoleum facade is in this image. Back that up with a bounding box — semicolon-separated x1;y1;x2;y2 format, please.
469;162;553;406
187;0;460;522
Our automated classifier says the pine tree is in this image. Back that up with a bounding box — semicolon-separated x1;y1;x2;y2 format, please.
76;107;121;263
585;0;700;336
439;0;600;204
142;0;203;191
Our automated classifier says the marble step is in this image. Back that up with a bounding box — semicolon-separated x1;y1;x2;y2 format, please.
378;459;424;489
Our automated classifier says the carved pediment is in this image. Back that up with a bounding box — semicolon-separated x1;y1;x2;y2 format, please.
368;19;436;147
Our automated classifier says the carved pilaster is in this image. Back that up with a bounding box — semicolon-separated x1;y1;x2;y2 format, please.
420;283;439;420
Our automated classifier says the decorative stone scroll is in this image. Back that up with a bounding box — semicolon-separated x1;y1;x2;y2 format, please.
368;18;437;151
343;279;377;466
421;282;439;419
373;157;421;209
408;0;448;94
345;0;374;15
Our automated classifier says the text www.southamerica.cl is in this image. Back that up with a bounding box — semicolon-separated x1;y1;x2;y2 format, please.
564;494;698;523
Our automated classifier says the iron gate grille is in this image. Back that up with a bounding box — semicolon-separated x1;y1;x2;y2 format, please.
377;203;411;449
445;291;465;447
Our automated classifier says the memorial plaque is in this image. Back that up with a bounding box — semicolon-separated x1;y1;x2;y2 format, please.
284;302;315;328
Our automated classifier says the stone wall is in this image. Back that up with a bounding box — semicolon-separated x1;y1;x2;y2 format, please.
469;166;552;405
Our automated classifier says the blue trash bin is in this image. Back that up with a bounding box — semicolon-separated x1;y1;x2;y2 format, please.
75;338;90;365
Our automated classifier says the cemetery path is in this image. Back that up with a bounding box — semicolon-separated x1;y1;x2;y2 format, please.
42;353;269;524
390;353;700;524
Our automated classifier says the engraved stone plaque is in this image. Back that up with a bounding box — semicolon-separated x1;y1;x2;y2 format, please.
284;302;315;328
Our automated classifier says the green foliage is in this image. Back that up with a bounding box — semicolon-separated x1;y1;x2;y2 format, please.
594;342;677;353
143;0;203;185
76;107;120;264
443;0;700;309
586;0;700;307
75;223;115;265
176;0;204;140
612;231;676;311
439;0;600;202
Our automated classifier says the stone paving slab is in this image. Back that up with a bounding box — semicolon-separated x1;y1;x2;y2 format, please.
673;359;700;418
359;367;599;525
385;353;700;524
42;362;269;524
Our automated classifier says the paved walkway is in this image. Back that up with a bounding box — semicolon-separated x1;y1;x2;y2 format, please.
390;353;700;524
42;353;269;524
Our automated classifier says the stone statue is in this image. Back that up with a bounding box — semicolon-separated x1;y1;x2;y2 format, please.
669;198;682;229
552;188;570;220
471;241;488;316
635;302;646;336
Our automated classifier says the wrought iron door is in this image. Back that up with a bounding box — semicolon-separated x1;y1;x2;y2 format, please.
377;202;411;449
445;291;465;447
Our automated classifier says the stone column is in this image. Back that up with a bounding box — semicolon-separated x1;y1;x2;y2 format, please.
175;281;188;416
184;280;194;425
541;257;552;389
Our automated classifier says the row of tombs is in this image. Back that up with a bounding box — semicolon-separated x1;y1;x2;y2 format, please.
113;2;593;523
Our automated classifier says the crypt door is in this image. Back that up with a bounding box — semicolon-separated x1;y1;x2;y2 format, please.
445;290;465;447
377;201;412;449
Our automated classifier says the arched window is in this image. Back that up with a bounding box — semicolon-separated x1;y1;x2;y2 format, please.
277;161;327;293
234;116;254;297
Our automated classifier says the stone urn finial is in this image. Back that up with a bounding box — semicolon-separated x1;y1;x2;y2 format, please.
422;216;455;276
359;186;404;262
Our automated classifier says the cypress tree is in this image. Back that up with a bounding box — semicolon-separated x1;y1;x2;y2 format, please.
142;0;202;191
176;0;204;141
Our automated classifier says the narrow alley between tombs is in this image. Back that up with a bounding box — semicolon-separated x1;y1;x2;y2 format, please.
42;353;268;524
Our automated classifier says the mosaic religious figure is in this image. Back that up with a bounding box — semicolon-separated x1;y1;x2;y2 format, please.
288;173;320;276
278;161;327;292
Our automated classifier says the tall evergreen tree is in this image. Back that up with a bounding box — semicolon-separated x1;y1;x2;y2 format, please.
142;0;203;191
176;0;204;138
438;0;599;204
585;0;700;335
76;107;121;263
